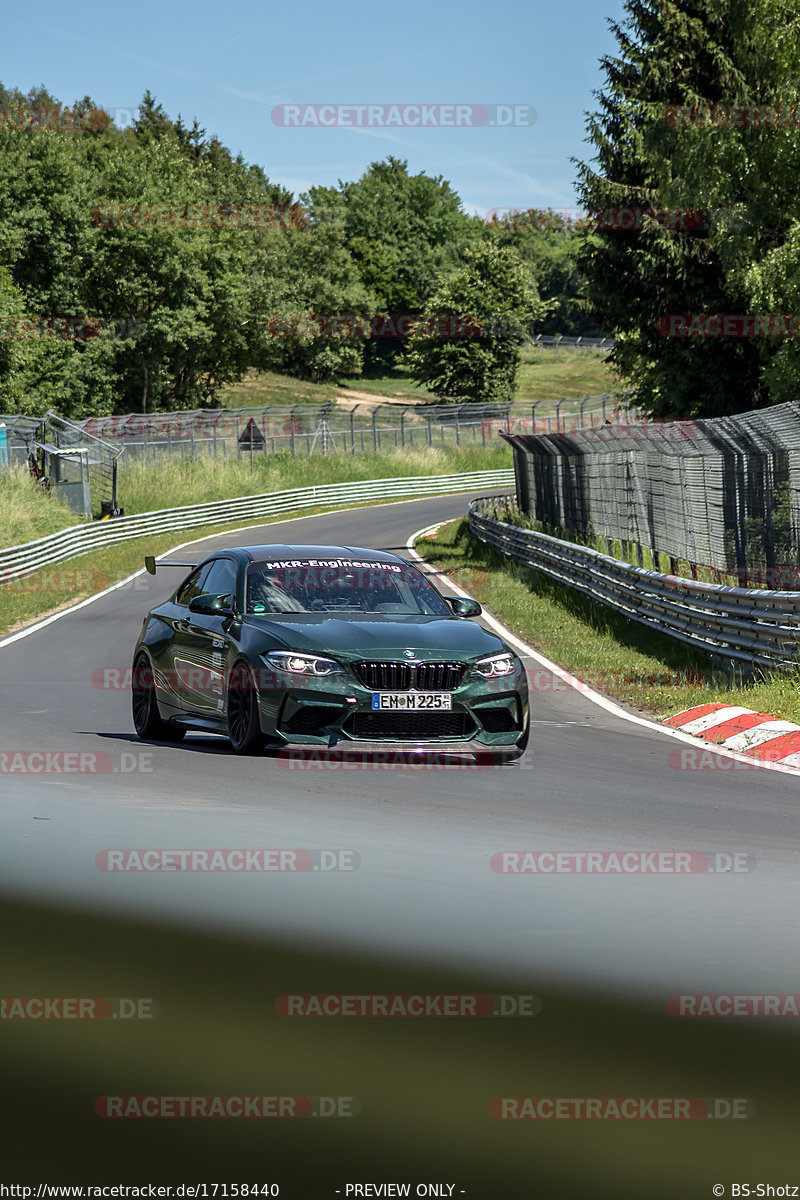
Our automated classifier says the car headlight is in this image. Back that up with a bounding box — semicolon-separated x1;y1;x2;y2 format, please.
264;651;345;677
471;652;516;679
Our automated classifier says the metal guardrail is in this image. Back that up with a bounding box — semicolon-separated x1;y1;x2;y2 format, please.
0;470;514;586
469;497;800;670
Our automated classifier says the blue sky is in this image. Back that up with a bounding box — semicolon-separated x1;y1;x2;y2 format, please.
4;0;628;216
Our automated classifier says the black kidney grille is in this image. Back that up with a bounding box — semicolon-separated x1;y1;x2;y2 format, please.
348;711;472;740
353;660;465;691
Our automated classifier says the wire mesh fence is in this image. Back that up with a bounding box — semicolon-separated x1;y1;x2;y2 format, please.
531;334;616;352
503;400;800;589
73;394;635;463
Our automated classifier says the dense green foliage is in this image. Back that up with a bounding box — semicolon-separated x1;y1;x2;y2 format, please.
404;242;549;403
488;209;603;337
0;88;574;416
574;0;800;418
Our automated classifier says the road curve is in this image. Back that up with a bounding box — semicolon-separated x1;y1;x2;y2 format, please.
1;492;798;1000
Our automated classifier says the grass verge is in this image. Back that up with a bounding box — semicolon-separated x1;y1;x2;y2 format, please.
218;349;616;412
415;516;800;726
0;467;82;546
115;444;511;515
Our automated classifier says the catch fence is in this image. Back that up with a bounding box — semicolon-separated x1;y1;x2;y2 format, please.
503;400;800;589
75;394;635;463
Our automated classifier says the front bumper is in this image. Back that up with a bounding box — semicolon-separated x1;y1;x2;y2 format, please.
255;663;528;749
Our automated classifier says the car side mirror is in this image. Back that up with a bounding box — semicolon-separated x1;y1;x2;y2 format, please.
447;596;482;617
188;593;234;616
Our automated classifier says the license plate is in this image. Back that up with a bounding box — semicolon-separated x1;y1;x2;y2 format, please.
371;692;453;711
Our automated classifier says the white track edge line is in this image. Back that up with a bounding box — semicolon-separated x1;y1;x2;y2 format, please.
406;520;800;780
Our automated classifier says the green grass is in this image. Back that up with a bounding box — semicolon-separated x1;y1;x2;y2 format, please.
218;348;617;412
116;444;511;515
415;516;800;725
0;467;82;547
515;346;618;412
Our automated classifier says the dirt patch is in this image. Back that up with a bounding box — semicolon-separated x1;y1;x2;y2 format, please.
334;390;430;412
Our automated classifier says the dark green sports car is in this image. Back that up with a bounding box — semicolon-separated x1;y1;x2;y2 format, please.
132;544;529;761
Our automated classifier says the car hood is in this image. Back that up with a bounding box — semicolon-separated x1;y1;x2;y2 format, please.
246;614;506;660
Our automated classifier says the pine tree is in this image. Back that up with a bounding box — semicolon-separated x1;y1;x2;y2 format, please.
574;0;776;418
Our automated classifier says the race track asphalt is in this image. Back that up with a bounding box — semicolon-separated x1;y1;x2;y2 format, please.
2;492;798;1000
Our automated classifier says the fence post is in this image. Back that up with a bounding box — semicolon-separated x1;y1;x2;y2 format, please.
555;401;562;433
235;415;241;459
400;407;408;448
350;405;358;454
372;409;378;452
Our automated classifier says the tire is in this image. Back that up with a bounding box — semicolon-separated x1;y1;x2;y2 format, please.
227;661;264;754
132;653;185;742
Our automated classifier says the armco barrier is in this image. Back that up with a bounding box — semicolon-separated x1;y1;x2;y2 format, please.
0;470;514;586
469;497;800;670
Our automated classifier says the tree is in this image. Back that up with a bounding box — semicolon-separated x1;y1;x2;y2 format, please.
306;159;483;368
251;220;376;383
573;0;787;418
404;242;548;403
489;209;603;336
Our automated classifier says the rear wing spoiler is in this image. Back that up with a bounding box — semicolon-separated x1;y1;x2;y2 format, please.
144;556;199;576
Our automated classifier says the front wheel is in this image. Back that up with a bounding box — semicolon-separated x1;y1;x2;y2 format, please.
132;653;185;742
227;661;264;754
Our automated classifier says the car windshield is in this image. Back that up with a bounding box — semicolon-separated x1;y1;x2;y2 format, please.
245;558;452;617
